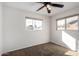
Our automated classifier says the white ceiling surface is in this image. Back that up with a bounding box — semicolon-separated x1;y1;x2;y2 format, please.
4;2;79;16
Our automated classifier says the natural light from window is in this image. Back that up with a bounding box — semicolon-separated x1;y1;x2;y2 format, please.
57;19;65;30
62;31;76;50
57;15;79;30
26;18;42;30
66;16;78;30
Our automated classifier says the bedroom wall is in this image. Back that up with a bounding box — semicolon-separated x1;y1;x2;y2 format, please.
2;6;50;53
0;3;3;55
50;7;79;51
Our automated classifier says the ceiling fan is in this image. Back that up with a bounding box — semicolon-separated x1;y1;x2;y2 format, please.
36;2;64;13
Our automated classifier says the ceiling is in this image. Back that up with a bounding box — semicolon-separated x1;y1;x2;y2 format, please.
4;2;79;16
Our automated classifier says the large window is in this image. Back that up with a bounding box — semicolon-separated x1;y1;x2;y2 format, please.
26;18;42;30
66;16;78;30
57;15;79;30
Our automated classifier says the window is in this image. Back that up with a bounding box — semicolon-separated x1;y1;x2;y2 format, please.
57;15;79;30
66;16;78;30
57;19;65;30
26;18;42;30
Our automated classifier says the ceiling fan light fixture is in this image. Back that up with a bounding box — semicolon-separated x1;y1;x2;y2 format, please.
47;4;51;10
48;9;51;13
46;5;51;13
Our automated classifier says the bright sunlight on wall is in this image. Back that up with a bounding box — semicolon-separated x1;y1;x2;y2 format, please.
62;31;76;50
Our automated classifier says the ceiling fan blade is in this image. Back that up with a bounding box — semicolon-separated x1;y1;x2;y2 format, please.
46;6;51;13
48;2;64;8
37;2;46;4
36;4;46;11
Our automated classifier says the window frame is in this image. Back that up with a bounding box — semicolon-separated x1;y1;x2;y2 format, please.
56;19;66;31
56;14;79;31
25;17;43;31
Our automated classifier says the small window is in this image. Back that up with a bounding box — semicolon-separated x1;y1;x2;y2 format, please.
26;18;42;30
57;19;65;30
57;15;79;30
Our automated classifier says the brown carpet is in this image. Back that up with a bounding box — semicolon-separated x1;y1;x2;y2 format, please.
2;42;79;56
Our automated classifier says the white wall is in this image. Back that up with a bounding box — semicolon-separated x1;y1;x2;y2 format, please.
50;7;79;51
2;6;50;53
0;3;3;55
